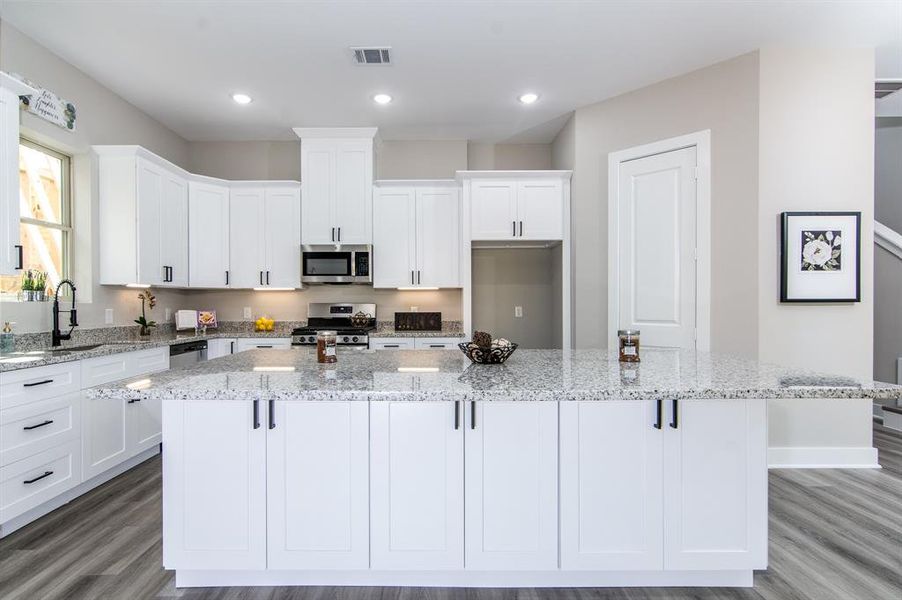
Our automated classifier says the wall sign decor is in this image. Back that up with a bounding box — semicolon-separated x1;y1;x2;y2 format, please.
20;87;76;131
780;211;860;302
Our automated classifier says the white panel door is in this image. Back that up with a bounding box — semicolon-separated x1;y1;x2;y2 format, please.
160;171;189;287
0;87;21;275
470;180;518;240
128;396;162;454
517;179;563;240
334;142;371;244
136;157;164;285
188;181;230;288
229;187;265;288
163;400;266;570
264;185;301;288
373;187;415;288
416;188;460;287
268;401;369;569
465;401;558;570
82;395;128;480
618;147;697;348
370;401;464;569
560;401;663;570
301;147;334;244
663;398;767;571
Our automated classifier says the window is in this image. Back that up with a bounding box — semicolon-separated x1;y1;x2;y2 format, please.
0;139;71;299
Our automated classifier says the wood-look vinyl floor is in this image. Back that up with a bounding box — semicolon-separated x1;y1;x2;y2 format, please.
1;424;900;600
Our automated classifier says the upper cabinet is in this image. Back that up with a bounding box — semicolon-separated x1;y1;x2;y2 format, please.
188;180;230;288
0;74;37;276
373;182;461;289
463;172;570;242
295;128;376;245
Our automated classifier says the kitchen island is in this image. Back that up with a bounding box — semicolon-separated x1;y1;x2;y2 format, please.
87;348;901;589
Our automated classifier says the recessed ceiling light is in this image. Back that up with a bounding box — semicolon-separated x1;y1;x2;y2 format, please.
373;93;392;105
518;92;539;105
231;93;252;105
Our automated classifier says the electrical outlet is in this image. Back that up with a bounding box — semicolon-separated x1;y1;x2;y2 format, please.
514;306;523;318
243;306;252;319
164;307;171;321
104;309;113;324
410;306;419;312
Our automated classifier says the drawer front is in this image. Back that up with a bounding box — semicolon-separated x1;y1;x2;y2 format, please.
0;362;81;410
129;347;169;376
235;339;291;352
0;439;82;522
370;338;414;350
81;353;130;388
413;338;463;350
0;394;82;467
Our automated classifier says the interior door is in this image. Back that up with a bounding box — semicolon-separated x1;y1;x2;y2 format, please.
618;146;697;348
301;146;334;244
373;187;416;288
160;171;188;287
517;179;563;240
470;180;518;240
334;141;371;244
188;181;230;288
264;185;301;288
228;187;265;288
416;187;460;287
136;157;164;285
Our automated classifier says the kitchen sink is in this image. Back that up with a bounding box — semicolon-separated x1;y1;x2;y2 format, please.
50;344;103;353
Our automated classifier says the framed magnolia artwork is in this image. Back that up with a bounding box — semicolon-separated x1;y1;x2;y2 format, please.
780;211;861;302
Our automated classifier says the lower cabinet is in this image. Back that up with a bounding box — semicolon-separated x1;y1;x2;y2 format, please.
206;338;236;360
234;338;292;352
370;337;463;350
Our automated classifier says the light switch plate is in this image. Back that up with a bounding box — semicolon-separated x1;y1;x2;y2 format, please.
104;308;113;324
514;306;523;318
243;307;252;319
164;307;172;321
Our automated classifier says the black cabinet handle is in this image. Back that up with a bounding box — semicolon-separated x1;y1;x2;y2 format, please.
337;227;341;242
230;341;235;354
670;399;679;429
268;400;275;429
24;419;54;431
654;399;662;429
259;271;263;285
429;344;444;348
225;270;229;285
24;471;54;484
170;266;174;282
417;270;421;284
331;227;335;242
23;379;54;388
512;221;516;236
253;400;260;429
127;398;142;404
384;344;399;348
454;401;460;430
519;221;523;237
15;244;23;270
470;401;476;429
266;271;270;285
257;345;273;348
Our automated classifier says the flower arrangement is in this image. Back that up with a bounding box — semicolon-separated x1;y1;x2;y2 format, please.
134;290;157;336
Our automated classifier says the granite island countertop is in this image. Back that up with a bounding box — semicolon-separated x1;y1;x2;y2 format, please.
84;347;902;403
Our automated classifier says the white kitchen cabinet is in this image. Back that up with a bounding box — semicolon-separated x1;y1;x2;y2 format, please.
268;401;369;569
469;180;518;240
163;399;266;570
560;401;663;570
516;179;563;240
0;393;81;467
82;393;129;480
372;187;415;287
206;338;236;360
234;338;292;353
160;171;189;286
299;133;375;244
464;401;558;570
663;399;767;571
413;337;462;349
188;180;230;288
370;401;464;569
369;338;414;350
0;439;82;523
229;186;265;288
468;175;564;241
0;74;36;276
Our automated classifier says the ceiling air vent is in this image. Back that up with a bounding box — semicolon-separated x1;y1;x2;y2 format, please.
351;46;392;65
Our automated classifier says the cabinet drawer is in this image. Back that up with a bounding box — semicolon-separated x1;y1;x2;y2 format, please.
81;353;130;388
0;362;81;410
413;338;462;350
234;339;291;352
0;439;81;522
130;347;169;375
370;338;414;350
0;393;82;467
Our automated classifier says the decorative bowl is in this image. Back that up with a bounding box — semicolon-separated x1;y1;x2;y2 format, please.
458;342;518;364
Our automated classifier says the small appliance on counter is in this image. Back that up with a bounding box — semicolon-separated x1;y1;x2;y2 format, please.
291;303;376;348
394;311;441;332
175;310;198;331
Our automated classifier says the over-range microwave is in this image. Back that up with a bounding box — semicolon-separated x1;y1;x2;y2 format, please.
301;245;371;284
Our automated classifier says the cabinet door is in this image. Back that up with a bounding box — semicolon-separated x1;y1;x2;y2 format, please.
663;399;767;571
560;401;663;570
301;146;334;244
416;188;460;287
264;185;301;288
469;180;517;240
229;187;265;288
373;187;415;288
189;181;230;288
517;179;563;240
136;157;164;285
268;401;369;569
207;338;236;360
333;141;372;244
0;87;21;275
128;396;162;454
160;171;189;286
465;401;558;570
163;400;266;570
370;401;464;569
82;394;128;480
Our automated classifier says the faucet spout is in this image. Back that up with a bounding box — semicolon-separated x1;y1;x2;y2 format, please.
51;279;78;347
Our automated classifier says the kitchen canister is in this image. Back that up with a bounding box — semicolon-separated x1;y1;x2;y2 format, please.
618;329;640;363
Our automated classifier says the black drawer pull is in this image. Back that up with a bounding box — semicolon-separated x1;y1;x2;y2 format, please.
454;401;460;430
253;400;260;429
127;398;142;404
470;401;477;429
24;471;54;484
670;399;679;429
257;345;273;349
429;344;445;348
654;399;662;430
23;379;54;388
24;419;54;431
15;244;24;269
268;400;276;429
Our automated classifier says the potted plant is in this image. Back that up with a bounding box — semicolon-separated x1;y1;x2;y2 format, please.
21;270;35;301
134;290;157;336
33;271;47;301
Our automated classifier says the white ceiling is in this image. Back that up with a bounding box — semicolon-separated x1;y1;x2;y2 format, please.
2;0;900;142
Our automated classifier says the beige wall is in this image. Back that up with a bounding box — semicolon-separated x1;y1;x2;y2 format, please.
568;52;760;355
757;48;874;380
467;142;552;170
187;141;299;181
377;140;467;179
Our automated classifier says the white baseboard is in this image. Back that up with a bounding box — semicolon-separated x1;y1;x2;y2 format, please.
768;446;879;469
175;568;754;589
0;445;160;539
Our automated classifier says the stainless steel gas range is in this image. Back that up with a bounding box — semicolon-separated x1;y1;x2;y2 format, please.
291;303;376;348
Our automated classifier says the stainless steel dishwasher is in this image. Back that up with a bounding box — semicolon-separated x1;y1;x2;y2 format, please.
169;340;208;368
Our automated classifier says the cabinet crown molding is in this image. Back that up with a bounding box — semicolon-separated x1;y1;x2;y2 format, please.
456;170;573;181
293;127;378;140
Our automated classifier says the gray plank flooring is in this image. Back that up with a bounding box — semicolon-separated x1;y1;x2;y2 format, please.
1;424;900;600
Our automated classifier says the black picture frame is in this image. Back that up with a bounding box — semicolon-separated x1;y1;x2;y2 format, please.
780;211;861;303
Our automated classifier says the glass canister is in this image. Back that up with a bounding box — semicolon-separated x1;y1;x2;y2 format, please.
316;330;338;363
617;329;640;362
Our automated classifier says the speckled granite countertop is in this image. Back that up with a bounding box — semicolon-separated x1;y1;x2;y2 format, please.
371;321;466;338
84;347;902;403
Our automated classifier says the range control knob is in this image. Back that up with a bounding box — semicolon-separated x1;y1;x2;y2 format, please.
307;336;315;343
342;336;350;343
352;336;359;343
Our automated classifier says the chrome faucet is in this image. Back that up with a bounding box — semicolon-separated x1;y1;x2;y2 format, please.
52;279;78;347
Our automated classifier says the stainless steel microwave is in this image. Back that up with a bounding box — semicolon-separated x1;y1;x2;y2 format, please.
301;245;371;284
